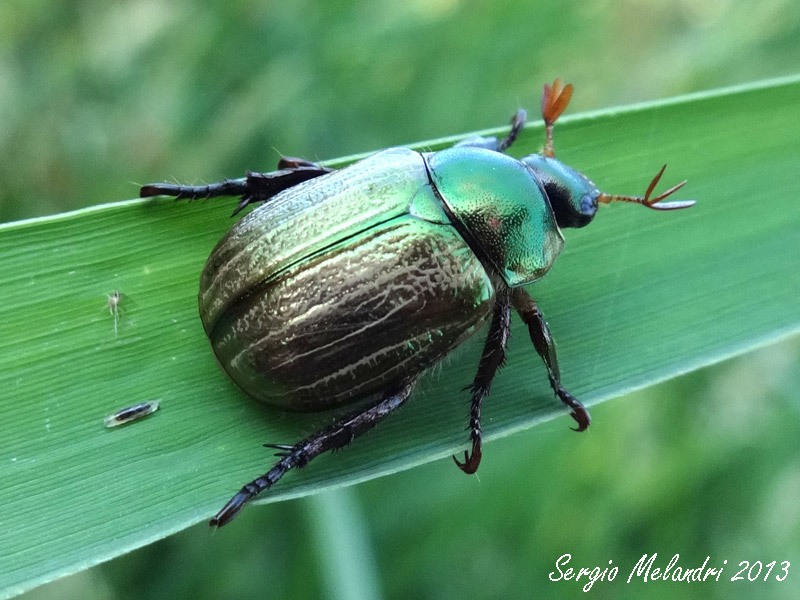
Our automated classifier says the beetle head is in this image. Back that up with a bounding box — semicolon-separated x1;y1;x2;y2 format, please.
522;155;695;229
522;154;600;229
525;79;695;229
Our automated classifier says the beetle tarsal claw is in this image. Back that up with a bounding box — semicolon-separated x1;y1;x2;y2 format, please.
210;492;250;528
452;451;471;473
452;441;482;474
263;442;295;457
569;408;591;432
231;196;254;217
263;443;294;450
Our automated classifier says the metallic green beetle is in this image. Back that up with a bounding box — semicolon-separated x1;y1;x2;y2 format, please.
141;80;694;527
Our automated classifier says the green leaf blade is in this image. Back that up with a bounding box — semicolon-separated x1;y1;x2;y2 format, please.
1;76;799;598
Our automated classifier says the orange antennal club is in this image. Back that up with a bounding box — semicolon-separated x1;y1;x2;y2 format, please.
597;164;695;211
541;78;573;158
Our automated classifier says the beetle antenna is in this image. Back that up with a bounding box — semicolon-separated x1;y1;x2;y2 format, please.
597;164;695;210
541;78;573;158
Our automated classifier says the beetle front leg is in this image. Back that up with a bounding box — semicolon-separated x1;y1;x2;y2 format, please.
453;289;511;474
511;288;590;432
453;109;527;153
210;382;414;527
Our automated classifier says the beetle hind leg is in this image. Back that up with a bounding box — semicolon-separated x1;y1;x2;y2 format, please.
139;179;249;202
453;289;511;474
511;288;590;431
210;382;414;527
231;163;333;215
140;159;332;216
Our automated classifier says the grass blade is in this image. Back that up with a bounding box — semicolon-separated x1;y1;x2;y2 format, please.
1;76;799;597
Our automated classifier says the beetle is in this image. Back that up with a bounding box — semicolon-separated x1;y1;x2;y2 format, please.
141;80;694;527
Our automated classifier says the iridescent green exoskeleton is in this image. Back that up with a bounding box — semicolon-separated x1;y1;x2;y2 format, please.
141;79;695;527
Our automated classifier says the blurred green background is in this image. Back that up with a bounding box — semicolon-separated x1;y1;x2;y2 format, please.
5;0;799;598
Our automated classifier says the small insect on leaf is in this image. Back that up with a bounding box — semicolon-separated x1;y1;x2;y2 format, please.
107;290;124;336
103;400;160;428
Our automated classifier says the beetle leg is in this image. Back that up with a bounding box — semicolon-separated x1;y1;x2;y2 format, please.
498;109;527;152
276;156;327;170
511;287;590;432
140;178;249;201
453;109;527;153
231;166;333;215
140;163;333;216
453;289;511;474
210;382;415;527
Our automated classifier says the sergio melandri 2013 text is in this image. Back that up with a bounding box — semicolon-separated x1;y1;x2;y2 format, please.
549;553;790;592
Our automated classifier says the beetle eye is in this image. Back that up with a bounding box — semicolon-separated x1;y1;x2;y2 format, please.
544;182;596;229
580;193;597;215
